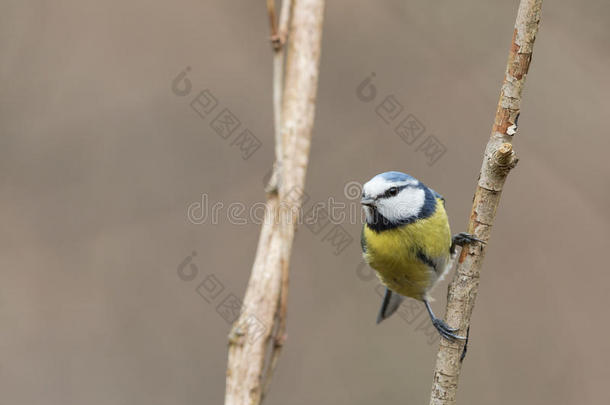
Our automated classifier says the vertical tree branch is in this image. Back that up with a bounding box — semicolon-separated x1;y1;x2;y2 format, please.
429;1;543;404
224;1;325;405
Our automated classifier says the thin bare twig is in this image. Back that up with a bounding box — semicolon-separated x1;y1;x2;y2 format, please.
261;0;295;400
265;0;294;195
224;1;325;404
429;1;543;404
266;0;279;45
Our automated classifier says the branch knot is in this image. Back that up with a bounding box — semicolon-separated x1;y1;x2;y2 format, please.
494;143;519;171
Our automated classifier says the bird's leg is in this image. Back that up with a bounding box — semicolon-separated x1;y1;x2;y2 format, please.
424;299;466;341
450;232;485;255
460;326;470;362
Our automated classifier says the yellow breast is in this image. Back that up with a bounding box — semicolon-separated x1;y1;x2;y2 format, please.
362;198;452;300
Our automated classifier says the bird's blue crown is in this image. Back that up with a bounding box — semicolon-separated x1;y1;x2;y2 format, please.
376;171;417;183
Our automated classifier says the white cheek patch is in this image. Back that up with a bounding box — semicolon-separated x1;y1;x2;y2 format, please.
377;187;425;222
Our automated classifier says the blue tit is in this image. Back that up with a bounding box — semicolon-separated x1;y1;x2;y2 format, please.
360;171;482;341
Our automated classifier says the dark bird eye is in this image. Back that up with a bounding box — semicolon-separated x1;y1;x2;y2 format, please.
387;187;399;197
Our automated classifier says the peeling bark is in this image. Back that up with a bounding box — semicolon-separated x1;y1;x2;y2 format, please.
429;1;542;405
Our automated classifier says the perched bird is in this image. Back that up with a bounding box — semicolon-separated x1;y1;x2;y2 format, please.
360;171;482;341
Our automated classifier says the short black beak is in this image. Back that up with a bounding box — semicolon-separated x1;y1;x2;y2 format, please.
360;197;375;207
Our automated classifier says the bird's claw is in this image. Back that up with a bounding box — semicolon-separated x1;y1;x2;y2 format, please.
460;326;471;362
452;232;485;246
432;318;466;342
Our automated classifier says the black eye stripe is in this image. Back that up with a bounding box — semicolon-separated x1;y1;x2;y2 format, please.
379;184;409;199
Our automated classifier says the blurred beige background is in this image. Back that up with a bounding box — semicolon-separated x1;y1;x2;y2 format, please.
1;0;609;404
